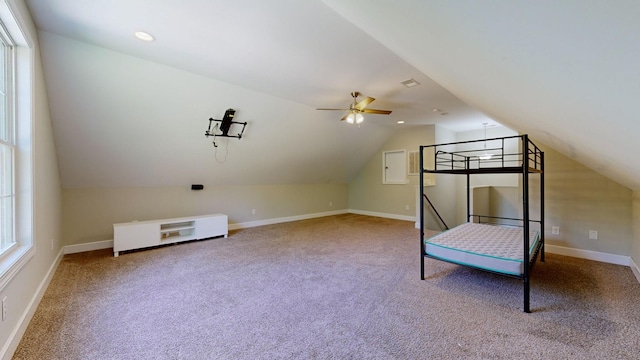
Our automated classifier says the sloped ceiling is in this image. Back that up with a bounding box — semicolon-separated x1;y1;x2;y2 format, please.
26;0;487;129
323;0;640;191
25;0;496;189
26;0;640;191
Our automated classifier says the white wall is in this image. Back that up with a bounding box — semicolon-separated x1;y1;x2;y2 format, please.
0;1;62;358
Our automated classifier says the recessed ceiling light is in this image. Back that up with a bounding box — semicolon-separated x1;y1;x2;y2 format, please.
401;78;421;88
432;108;440;112
134;31;155;42
397;120;405;124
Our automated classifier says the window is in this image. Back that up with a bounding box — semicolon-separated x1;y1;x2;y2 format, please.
408;150;436;186
0;0;34;291
0;17;14;256
408;151;419;175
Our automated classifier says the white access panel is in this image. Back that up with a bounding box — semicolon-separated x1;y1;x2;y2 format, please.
383;150;407;184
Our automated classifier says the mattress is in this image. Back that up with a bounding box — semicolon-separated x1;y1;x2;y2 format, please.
424;222;540;276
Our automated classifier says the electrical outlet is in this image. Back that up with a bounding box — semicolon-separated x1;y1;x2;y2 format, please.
405;205;410;210
329;201;332;207
2;296;7;321
251;209;256;215
551;226;559;235
589;230;598;240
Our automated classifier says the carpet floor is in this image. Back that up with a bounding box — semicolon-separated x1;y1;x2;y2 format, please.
13;214;640;359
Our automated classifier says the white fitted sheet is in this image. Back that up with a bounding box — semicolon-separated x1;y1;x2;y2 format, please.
425;222;540;276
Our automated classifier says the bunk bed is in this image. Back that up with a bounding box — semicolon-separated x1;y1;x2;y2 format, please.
419;134;544;313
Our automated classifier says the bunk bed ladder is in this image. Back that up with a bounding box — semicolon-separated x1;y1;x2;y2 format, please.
422;193;449;230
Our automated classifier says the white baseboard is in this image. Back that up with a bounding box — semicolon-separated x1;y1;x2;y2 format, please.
229;209;348;230
64;239;113;254
545;244;630;266
64;210;408;253
1;249;64;360
630;257;640;284
57;215;640;285
347;209;416;223
62;211;350;254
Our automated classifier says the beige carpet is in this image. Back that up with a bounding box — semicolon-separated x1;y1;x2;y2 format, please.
14;214;640;359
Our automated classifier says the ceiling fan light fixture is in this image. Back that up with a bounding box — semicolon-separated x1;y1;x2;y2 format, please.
346;112;363;124
134;31;155;42
317;91;390;123
479;122;493;160
346;113;355;124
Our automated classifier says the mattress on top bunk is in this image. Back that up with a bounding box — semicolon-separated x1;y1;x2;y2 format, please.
424;222;540;276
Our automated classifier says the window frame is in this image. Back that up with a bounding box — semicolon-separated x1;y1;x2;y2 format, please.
0;16;16;258
0;0;34;292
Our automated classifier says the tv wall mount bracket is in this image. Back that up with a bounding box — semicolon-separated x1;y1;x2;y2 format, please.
205;108;247;147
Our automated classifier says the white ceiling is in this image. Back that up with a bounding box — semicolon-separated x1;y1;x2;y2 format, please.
24;0;640;190
25;0;493;130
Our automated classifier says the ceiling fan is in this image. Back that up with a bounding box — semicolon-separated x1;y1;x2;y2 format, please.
317;91;392;124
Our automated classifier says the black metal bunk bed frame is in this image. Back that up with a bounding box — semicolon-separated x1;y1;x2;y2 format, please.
419;134;545;313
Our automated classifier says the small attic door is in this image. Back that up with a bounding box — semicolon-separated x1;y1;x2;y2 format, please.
382;150;407;184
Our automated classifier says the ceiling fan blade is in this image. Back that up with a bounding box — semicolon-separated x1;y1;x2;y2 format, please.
361;109;392;115
317;108;350;111
354;96;375;111
340;112;349;121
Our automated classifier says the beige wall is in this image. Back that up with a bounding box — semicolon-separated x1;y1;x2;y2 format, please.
632;192;640;266
0;0;63;356
348;125;435;218
62;183;347;245
489;186;520;220
450;135;632;256
539;142;632;256
468;186;519;225
423;126;457;230
454;127;519;224
471;186;490;219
